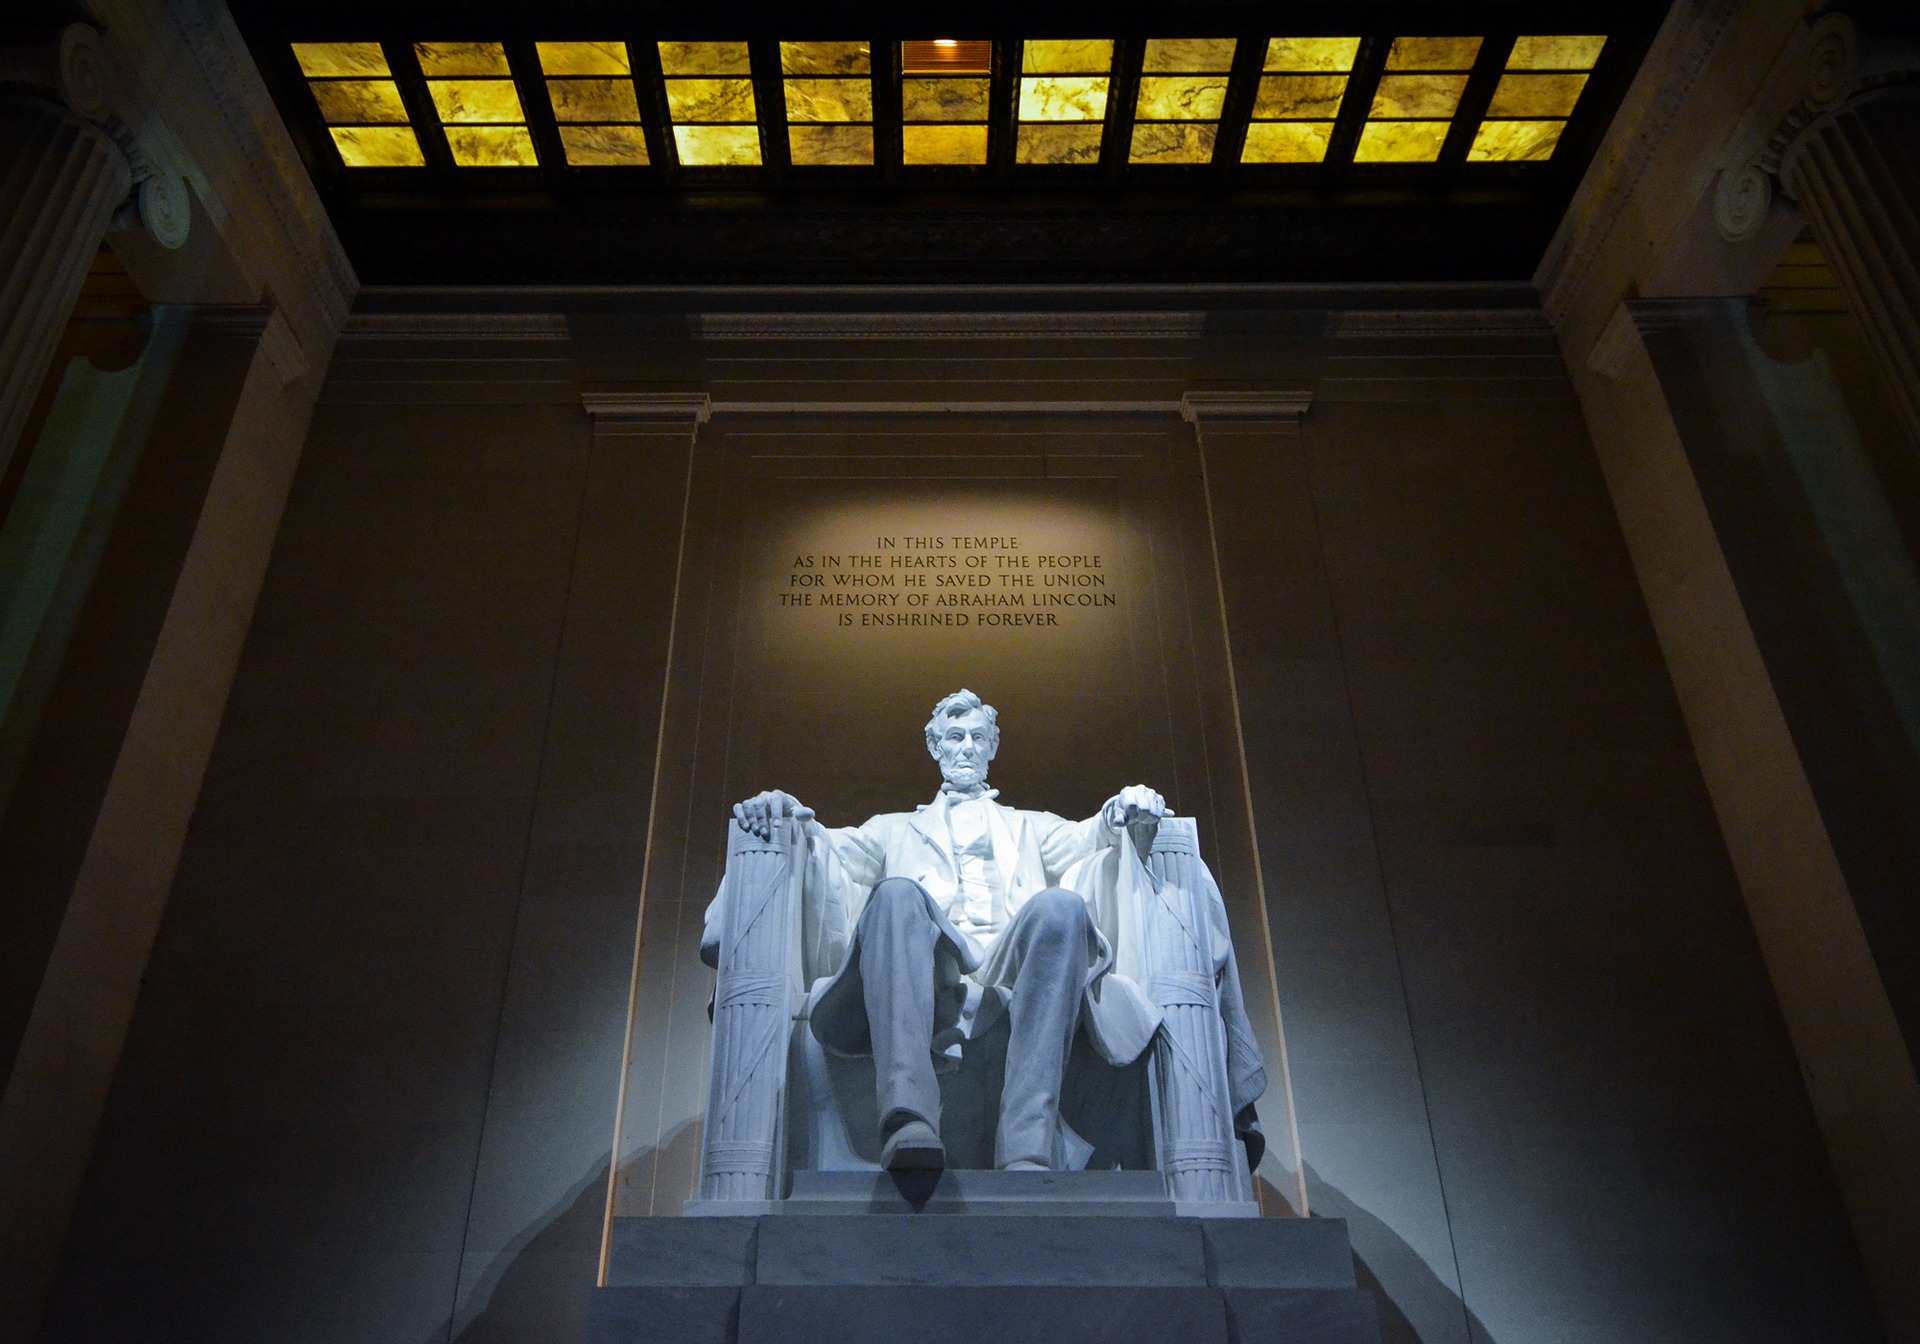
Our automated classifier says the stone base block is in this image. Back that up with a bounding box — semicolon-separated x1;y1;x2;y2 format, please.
591;1212;1380;1344
775;1167;1177;1216
740;1284;1228;1344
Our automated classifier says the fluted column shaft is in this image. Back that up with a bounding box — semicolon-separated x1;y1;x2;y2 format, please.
0;94;130;484
1781;83;1920;450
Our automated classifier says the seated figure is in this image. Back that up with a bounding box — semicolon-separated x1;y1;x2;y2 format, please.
723;689;1265;1178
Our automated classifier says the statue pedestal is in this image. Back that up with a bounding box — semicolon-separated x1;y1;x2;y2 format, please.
779;1168;1186;1217
591;1198;1382;1344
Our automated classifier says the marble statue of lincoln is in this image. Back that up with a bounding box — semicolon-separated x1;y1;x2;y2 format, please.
732;689;1170;1173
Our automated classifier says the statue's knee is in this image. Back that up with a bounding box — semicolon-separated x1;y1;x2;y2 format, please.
1026;887;1090;931
867;877;928;917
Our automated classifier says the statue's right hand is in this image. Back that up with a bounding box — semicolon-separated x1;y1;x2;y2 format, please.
733;790;815;841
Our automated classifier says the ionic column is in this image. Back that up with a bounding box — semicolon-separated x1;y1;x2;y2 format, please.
1721;14;1920;452
0;26;131;483
1781;80;1920;449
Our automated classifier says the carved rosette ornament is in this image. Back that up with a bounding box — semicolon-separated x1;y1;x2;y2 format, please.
0;22;193;475
1716;12;1920;448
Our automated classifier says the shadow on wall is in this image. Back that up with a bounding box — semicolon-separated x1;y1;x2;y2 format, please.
1305;1166;1494;1344
438;1155;1491;1344
439;1161;605;1344
439;1119;703;1343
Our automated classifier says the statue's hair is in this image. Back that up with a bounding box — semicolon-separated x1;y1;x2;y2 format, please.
924;689;1000;756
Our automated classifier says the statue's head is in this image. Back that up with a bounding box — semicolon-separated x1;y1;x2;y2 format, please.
924;689;999;791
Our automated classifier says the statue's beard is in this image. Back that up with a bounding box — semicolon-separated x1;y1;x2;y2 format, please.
941;761;988;794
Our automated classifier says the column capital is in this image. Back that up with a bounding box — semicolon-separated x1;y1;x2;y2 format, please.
2;23;190;250
581;392;713;430
1715;12;1920;242
1;23;116;123
1179;391;1313;424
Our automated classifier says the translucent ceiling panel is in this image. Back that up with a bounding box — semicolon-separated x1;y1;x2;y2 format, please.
1469;35;1606;162
293;42;426;167
901;39;991;165
1128;38;1236;165
1016;39;1112;165
1354;36;1482;163
782;41;872;166
416;41;537;167
537;41;649;166
658;41;761;166
1241;36;1359;164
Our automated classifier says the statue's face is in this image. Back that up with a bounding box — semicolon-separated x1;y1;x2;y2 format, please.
931;708;997;790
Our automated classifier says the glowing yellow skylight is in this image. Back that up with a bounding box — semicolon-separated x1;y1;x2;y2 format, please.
1468;35;1605;163
658;41;751;76
902;39;990;165
293;42;425;167
659;42;760;165
293;42;390;78
1355;36;1481;162
415;41;536;166
537;42;648;165
415;42;510;76
1264;38;1361;72
1129;38;1236;165
782;41;872;165
1383;36;1483;71
1507;35;1606;70
311;80;409;124
1017;39;1113;164
1243;36;1359;164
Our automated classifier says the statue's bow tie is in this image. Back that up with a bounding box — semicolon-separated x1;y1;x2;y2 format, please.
940;784;999;801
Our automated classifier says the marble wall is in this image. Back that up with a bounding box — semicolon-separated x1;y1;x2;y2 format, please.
36;297;1880;1344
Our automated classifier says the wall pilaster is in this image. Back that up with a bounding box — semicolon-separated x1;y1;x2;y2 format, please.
1539;5;1920;1337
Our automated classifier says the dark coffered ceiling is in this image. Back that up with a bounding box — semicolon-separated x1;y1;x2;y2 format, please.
229;0;1671;286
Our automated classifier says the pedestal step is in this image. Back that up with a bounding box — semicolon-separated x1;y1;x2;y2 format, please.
593;1213;1381;1344
781;1168;1181;1216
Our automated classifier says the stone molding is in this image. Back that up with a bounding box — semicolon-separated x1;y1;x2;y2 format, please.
1325;309;1554;338
585;397;1201;416
184;303;274;338
581;392;713;428
343;306;1546;347
713;399;1182;415
256;309;310;388
695;311;1211;341
1180;391;1314;423
342;312;571;341
1587;298;1725;378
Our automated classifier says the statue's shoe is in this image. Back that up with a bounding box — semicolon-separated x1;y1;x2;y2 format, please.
1002;1159;1049;1172
881;1119;945;1171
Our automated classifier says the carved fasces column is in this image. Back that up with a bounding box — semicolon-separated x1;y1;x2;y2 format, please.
1142;818;1257;1213
698;813;804;1205
0;23;191;483
1720;15;1920;450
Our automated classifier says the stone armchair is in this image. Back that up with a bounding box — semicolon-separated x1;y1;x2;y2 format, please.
693;813;1260;1214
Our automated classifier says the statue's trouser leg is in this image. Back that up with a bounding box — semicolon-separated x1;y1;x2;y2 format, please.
995;888;1091;1169
857;878;943;1134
